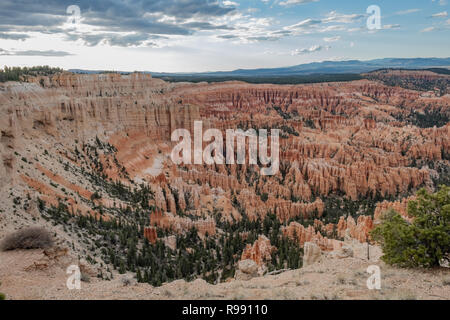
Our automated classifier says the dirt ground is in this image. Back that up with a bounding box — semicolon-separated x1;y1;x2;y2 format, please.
1;242;448;300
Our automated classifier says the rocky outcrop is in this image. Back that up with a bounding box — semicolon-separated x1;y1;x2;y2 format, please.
164;235;177;250
337;216;374;243
150;209;216;236
144;227;157;244
282;222;342;251
24;246;69;271
374;197;415;222
332;245;354;259
234;259;259;281
303;242;321;267
274;198;324;222
241;235;275;265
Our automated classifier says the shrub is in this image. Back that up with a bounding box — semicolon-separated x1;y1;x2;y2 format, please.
0;281;5;300
371;186;450;268
121;276;133;286
260;193;268;202
90;192;101;201
0;227;54;251
0;66;63;83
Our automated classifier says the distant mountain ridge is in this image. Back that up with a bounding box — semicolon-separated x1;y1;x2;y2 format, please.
70;57;450;77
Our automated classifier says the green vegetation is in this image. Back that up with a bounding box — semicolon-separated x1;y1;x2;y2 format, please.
36;135;448;288
153;73;363;85
393;106;450;129
365;68;449;96
35;138;304;286
40;193;303;286
371;185;450;268
303;119;316;129
260;193;269;202
0;281;5;300
424;68;450;75
273;106;291;120
0;66;63;82
409;109;449;128
320;193;389;225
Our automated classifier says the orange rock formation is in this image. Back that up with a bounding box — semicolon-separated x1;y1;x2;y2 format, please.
0;72;448;248
241;235;276;265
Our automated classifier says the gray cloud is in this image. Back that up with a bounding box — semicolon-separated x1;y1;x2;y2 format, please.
0;49;73;56
181;22;234;31
65;32;165;47
217;34;239;39
246;35;281;41
291;45;329;55
0;0;237;45
0;33;30;40
107;33;157;47
279;0;319;6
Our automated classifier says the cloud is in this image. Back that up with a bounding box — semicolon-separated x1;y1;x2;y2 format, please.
322;11;365;24
431;11;448;18
395;9;421;15
382;24;400;30
286;18;322;30
291;45;329;55
279;0;319;6
246;8;260;13
223;1;239;6
323;36;341;42
0;0;238;46
104;34;159;47
213;14;278;43
431;0;448;5
0;1;367;49
347;27;365;32
217;34;239;39
320;25;346;32
0;32;30;40
421;26;436;32
278;10;364;38
0;49;73;56
181;22;234;30
65;32;166;47
246;35;280;41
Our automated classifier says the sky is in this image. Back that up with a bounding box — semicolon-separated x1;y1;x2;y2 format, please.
0;0;449;72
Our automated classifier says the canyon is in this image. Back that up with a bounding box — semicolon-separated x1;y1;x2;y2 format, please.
0;70;449;294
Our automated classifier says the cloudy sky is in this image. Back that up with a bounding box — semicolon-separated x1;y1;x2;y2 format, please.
0;0;449;72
